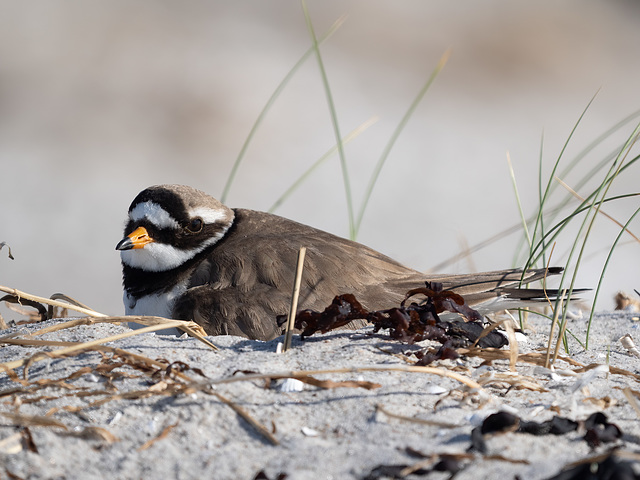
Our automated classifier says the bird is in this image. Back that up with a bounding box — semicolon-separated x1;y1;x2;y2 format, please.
116;184;566;341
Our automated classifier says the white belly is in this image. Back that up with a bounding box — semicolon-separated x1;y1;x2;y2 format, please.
124;283;187;335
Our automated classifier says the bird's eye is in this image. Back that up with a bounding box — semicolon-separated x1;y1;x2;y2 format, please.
185;218;204;234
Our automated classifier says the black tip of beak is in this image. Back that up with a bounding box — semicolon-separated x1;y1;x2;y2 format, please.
116;237;134;251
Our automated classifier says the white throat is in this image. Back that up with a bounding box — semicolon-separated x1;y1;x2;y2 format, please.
121;242;199;271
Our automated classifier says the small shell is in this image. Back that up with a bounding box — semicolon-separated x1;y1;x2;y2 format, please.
301;426;320;437
424;385;447;395
620;334;640;358
108;411;123;426
278;378;305;393
570;364;609;393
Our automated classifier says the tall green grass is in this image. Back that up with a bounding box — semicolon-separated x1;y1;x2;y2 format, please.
223;5;448;241
509;101;640;359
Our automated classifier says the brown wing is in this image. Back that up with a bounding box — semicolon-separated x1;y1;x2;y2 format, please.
172;209;425;339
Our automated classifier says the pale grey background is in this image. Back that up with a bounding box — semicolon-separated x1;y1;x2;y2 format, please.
1;1;639;318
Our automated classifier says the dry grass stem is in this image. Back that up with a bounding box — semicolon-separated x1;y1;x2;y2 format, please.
59;426;119;443
0;285;105;317
206;365;483;391
376;404;459;428
551;290;569;365
0;318;215;372
0;285;217;349
504;318;518;372
622;387;640;419
461;346;640;383
137;422;179;451
295;375;380;390
555;176;640;244
0;316;276;447
49;293;93;311
477;372;547;392
544;289;565;368
283;247;307;352
212;391;280;446
470;320;506;348
1;412;68;430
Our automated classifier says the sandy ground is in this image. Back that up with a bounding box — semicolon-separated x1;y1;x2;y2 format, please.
1;308;640;479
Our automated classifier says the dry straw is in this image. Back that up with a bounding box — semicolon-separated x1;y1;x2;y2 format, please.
283;247;306;352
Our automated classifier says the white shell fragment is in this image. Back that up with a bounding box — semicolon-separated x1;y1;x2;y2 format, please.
278;378;305;393
108;411;123;426
620;334;640;358
570;364;609;393
85;373;101;383
301;426;320;437
424;385;447;395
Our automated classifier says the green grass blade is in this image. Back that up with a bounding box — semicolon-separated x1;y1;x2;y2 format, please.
301;1;355;238
554;108;640;193
507;151;532;249
552;121;640;357
525;150;638;272
537;132;548;269
522;108;640;270
524;92;599;274
512;112;640;270
220;14;347;203
268;116;379;213
354;49;450;237
585;204;640;349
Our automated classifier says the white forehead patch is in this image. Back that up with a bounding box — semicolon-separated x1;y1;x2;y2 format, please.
130;201;179;229
188;206;228;224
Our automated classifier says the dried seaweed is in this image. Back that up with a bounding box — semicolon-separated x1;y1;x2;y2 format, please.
253;471;288;480
412;346;460;366
584;412;622;449
0;242;14;260
363;452;472;479
363;464;431;479
290;282;507;363
546;450;640;480
401;283;481;322
469;411;621;454
293;293;370;336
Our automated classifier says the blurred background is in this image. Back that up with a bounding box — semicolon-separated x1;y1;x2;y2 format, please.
1;1;639;320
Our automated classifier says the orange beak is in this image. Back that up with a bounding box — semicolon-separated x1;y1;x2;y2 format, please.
115;226;155;251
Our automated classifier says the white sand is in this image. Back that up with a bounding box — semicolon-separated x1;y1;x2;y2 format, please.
1;311;640;479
